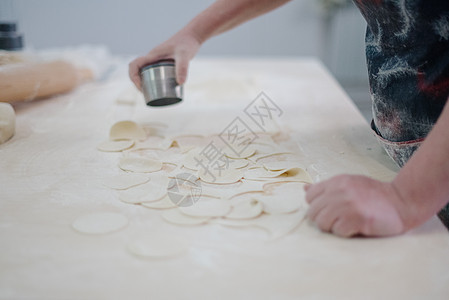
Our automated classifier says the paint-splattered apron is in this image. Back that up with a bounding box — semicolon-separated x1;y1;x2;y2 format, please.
353;0;449;228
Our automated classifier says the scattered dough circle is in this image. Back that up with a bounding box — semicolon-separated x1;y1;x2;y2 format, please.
97;140;134;152
72;212;128;234
162;209;210;225
119;156;163;173
109;120;146;141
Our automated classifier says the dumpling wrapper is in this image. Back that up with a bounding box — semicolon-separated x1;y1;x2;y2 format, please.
198;168;243;184
72;212;128;235
103;174;150;190
162;208;211;225
226;198;263;219
213;209;307;240
225;146;256;159
228;159;249;169
244;167;312;183
263;161;305;172
97;140;134;152
141;195;175;209
256;194;303;214
179;198;231;217
119;156;163;173
118;182;167;204
127;236;188;259
109;120;146;141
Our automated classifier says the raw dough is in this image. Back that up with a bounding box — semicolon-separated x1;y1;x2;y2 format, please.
119;156;163;173
162;208;211;225
141;195;175;209
109;120;146;141
72;212;128;234
198;168;243;184
225;146;256;159
118;182;166;204
179;198;231;217
97;140;134;152
0;103;15;144
103;174;150;190
127;236;188;259
226;198;263;219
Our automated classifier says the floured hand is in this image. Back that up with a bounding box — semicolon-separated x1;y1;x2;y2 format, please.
304;175;405;238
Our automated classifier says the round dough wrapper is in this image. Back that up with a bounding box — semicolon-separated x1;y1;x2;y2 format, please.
127;236;188;258
109;120;146;141
97;140;134;152
226;198;263;219
198;168;243;184
263;161;304;172
225;146;256;159
141;195;175;209
256;194;302;214
162;209;210;225
0;103;15;144
103;174;150;190
118;182;166;204
72;212;128;234
119;156;163;173
179;198;231;217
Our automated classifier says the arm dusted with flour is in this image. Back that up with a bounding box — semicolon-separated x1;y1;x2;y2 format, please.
129;0;291;88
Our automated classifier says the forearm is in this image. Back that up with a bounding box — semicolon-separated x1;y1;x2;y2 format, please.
393;101;449;229
182;0;291;44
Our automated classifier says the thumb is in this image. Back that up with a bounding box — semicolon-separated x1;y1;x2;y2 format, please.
175;54;189;85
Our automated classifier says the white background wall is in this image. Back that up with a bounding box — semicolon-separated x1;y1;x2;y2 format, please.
1;0;372;117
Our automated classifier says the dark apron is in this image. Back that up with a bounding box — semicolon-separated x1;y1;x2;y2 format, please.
353;0;449;228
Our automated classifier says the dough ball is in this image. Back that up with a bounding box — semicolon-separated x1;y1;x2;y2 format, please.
0;103;15;144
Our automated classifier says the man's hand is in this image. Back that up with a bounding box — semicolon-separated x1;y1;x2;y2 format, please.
128;30;201;90
304;175;406;237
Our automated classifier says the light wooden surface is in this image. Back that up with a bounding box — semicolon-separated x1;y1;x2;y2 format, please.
1;57;448;299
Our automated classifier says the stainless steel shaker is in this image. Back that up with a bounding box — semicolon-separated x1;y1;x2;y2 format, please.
140;59;183;106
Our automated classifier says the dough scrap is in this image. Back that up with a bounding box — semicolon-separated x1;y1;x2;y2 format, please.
103;174;150;190
179;198;231;217
97;140;134;152
127;236;188;258
109;120;146;141
141;195;175;209
162;208;211;225
119;156;163;173
0;103;15;144
72;212;128;235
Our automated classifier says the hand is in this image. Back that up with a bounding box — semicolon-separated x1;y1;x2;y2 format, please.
304;175;406;237
128;30;201;89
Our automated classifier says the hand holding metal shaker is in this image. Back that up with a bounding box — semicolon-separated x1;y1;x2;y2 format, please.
140;59;183;106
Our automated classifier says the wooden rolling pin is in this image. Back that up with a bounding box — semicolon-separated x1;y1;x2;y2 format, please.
0;60;93;103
